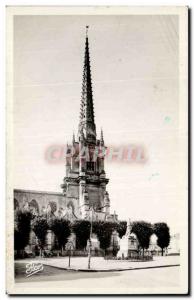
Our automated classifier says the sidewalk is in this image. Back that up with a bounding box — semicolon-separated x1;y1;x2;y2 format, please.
18;255;180;272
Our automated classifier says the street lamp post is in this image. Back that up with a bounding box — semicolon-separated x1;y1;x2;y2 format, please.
88;206;93;269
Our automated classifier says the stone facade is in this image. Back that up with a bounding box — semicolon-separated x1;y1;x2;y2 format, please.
14;189;78;220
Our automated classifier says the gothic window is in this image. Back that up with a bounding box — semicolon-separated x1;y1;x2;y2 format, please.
86;161;95;171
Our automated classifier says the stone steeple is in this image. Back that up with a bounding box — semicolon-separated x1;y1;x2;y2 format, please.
61;27;113;220
78;26;96;143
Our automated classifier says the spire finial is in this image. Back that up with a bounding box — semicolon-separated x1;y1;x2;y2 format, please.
86;25;89;38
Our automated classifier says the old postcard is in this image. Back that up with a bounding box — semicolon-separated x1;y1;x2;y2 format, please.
6;6;189;295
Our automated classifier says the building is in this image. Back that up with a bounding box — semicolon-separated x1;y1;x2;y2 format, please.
168;233;180;255
14;28;118;253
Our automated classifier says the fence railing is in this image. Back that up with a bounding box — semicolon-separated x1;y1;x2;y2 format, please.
105;253;153;261
15;248;105;259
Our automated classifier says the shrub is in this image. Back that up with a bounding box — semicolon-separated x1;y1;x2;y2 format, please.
72;220;91;250
131;221;153;256
49;217;71;254
32;216;48;255
93;221;114;255
14;210;32;251
154;222;170;256
115;221;127;239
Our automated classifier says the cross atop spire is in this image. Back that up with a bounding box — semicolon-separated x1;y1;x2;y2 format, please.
78;26;96;143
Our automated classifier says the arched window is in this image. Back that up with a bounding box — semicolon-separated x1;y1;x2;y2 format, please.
49;201;57;214
14;198;19;210
29;199;39;214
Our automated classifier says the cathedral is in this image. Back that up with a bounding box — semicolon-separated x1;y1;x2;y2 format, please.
14;28;117;224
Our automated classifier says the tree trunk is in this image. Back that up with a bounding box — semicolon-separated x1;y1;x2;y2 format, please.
162;248;164;256
142;248;144;258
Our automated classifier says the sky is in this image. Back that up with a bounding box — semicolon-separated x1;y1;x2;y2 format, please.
13;14;184;233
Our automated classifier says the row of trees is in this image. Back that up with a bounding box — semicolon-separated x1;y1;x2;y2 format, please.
131;221;170;256
14;210;127;256
14;210;170;257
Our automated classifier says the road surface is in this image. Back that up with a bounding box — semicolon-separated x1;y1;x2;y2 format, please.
15;263;180;294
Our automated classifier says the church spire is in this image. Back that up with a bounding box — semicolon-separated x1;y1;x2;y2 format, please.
100;128;104;146
78;26;96;143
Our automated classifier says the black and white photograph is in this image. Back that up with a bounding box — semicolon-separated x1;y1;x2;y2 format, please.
6;6;188;295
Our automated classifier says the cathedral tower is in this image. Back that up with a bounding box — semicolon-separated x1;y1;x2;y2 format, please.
61;27;110;219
